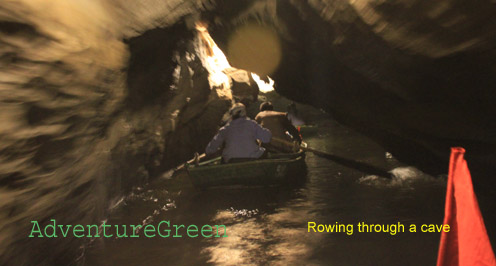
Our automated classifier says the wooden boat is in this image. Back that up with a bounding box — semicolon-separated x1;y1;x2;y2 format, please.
186;150;306;188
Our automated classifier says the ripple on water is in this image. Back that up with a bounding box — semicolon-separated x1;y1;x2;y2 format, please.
358;166;446;188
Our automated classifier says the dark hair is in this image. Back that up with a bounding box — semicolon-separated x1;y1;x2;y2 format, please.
229;103;246;120
287;102;298;116
260;101;274;111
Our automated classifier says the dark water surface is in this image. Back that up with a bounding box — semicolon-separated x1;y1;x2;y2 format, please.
85;119;446;265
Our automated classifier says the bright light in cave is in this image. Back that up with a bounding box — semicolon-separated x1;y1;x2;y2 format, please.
251;73;275;93
196;22;275;93
196;22;232;89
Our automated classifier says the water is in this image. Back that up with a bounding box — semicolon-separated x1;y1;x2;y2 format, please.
84;119;446;265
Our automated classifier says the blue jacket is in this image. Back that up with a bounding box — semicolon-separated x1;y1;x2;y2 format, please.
206;117;272;162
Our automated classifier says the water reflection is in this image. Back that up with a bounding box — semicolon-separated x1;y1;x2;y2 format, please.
85;121;446;265
204;193;321;265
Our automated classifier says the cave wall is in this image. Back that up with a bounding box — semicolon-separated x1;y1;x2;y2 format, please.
0;1;127;263
0;1;234;264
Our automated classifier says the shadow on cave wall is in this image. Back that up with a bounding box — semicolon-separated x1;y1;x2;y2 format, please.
125;21;192;110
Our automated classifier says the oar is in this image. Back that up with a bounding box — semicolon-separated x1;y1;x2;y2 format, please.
161;153;206;179
272;137;392;178
271;137;329;155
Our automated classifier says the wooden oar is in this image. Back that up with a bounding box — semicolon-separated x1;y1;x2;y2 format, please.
272;137;331;156
272;137;392;178
161;153;206;179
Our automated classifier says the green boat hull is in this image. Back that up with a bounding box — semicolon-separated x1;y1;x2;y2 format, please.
187;151;306;188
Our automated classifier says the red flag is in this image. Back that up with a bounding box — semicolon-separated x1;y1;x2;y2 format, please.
437;147;496;266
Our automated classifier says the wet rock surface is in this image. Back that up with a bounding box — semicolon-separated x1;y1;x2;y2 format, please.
0;2;235;263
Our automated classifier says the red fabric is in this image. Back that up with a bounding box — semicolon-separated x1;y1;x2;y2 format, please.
437;147;496;266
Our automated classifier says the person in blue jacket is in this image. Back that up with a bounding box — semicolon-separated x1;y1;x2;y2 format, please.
206;103;272;163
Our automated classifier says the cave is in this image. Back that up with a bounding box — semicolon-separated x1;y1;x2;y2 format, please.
1;0;495;265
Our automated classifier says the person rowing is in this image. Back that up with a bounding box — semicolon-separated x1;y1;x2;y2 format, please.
205;103;272;163
286;102;305;127
255;101;302;153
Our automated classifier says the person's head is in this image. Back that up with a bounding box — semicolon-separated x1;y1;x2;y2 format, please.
229;103;247;120
287;102;298;115
259;101;274;112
